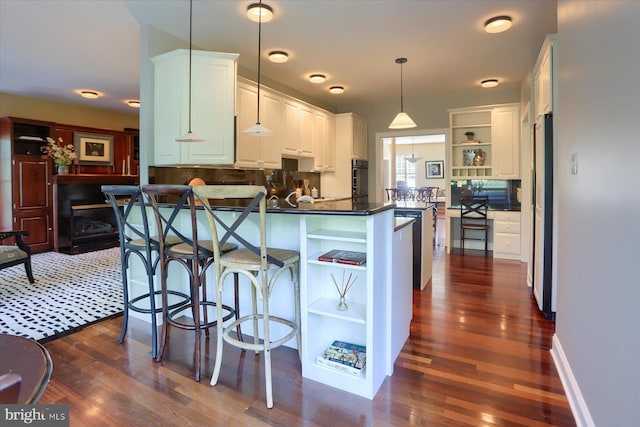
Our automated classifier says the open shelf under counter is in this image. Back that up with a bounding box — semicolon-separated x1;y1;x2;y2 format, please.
308;297;366;324
306;228;366;243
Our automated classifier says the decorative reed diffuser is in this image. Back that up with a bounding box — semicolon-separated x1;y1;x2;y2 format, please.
331;271;357;311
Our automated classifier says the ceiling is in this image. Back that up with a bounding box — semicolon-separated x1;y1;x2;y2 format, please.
0;0;557;116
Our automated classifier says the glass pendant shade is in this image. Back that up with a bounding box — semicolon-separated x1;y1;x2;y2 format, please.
406;154;420;163
176;131;205;142
176;0;202;142
389;111;417;129
241;123;273;136
242;0;272;137
388;57;417;129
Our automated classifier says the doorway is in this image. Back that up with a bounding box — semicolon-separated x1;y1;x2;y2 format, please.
378;130;447;202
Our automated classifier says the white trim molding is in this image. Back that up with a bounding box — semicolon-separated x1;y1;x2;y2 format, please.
551;334;596;427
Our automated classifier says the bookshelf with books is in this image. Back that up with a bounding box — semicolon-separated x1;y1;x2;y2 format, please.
299;210;393;399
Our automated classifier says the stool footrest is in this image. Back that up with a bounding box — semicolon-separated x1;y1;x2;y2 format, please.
128;290;190;315
168;302;235;331
222;314;298;352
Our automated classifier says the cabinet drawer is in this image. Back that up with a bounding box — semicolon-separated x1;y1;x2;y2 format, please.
494;233;521;254
494;221;520;234
492;211;520;222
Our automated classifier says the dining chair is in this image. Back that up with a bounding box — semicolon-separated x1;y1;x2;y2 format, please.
0;230;34;284
102;185;190;359
141;184;241;381
460;196;490;255
192;184;300;409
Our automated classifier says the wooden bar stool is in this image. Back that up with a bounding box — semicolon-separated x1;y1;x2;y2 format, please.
142;184;241;381
193;185;301;409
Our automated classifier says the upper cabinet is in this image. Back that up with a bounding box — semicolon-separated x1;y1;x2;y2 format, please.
152;49;238;166
309;111;336;172
282;99;314;158
335;113;368;160
448;103;520;179
534;35;557;120
235;80;283;169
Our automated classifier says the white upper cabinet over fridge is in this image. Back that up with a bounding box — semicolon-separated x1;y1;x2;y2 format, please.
152;49;238;166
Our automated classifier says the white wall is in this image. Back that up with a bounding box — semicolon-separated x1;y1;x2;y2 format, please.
553;1;640;426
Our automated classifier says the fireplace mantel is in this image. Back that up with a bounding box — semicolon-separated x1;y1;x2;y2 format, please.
53;174;138;185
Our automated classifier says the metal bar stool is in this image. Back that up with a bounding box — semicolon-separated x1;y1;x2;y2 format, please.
102;185;189;359
193;185;301;409
142;184;241;381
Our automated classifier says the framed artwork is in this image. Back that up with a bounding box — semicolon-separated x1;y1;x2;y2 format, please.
74;132;114;165
426;160;444;179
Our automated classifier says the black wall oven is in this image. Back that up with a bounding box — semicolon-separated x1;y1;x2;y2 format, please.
352;159;368;201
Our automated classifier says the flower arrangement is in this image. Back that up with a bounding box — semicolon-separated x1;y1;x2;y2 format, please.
41;137;77;166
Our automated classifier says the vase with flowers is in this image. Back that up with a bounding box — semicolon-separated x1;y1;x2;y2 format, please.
41;137;76;174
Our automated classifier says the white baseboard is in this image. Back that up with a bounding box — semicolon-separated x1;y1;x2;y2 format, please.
551;334;596;427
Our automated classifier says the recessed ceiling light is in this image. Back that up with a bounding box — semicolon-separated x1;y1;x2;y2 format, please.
484;15;512;33
80;90;99;99
127;100;141;108
329;86;344;94
246;3;273;23
268;51;289;63
309;74;326;84
481;79;499;88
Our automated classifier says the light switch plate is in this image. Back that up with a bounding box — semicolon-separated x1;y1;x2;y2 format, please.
571;153;578;174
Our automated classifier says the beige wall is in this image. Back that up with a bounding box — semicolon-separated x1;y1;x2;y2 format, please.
0;92;139;131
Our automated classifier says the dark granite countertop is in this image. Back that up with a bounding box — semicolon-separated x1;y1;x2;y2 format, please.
205;198;395;216
390;201;436;211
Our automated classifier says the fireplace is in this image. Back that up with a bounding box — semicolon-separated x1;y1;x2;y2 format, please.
53;174;138;254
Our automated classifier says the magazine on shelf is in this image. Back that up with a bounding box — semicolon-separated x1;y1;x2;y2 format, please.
316;340;366;376
318;249;367;266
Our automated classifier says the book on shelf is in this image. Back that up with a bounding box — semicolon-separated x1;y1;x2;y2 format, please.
316;340;366;376
318;249;366;266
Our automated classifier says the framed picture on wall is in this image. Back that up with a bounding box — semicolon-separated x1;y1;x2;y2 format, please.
426;160;444;179
74;132;114;166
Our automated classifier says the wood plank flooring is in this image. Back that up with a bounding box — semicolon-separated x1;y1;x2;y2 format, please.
38;248;575;426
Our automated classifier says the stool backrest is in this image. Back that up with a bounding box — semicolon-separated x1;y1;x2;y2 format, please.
101;185;159;269
192;185;284;271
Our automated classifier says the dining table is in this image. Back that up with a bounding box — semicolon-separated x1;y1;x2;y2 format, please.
0;334;52;403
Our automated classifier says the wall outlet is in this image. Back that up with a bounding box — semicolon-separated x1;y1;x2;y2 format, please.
571;153;578;175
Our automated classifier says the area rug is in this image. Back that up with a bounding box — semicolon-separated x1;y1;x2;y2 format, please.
0;247;123;343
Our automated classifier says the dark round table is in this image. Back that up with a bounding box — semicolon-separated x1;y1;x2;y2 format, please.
0;334;53;403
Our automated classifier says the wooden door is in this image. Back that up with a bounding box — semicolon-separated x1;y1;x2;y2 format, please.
12;155;53;252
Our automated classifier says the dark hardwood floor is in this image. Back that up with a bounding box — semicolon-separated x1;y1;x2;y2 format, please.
39;248;575;426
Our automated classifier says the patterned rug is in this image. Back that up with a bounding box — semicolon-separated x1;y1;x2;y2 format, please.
0;248;123;343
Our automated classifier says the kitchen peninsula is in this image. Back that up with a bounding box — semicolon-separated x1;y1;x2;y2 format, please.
128;199;410;399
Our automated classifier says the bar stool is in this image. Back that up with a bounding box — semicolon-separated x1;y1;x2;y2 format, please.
141;184;241;381
193;185;300;409
102;185;189;359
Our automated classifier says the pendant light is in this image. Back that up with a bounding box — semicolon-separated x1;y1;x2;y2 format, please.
388;57;417;129
406;138;421;164
242;0;273;136
176;0;204;142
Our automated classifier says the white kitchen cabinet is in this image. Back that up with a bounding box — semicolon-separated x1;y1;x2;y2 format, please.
282;98;314;158
493;106;520;178
235;80;282;169
300;210;393;399
448;103;519;179
493;211;521;259
534;35;556;120
308;111;336;172
335;113;367;160
151;49;237;166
